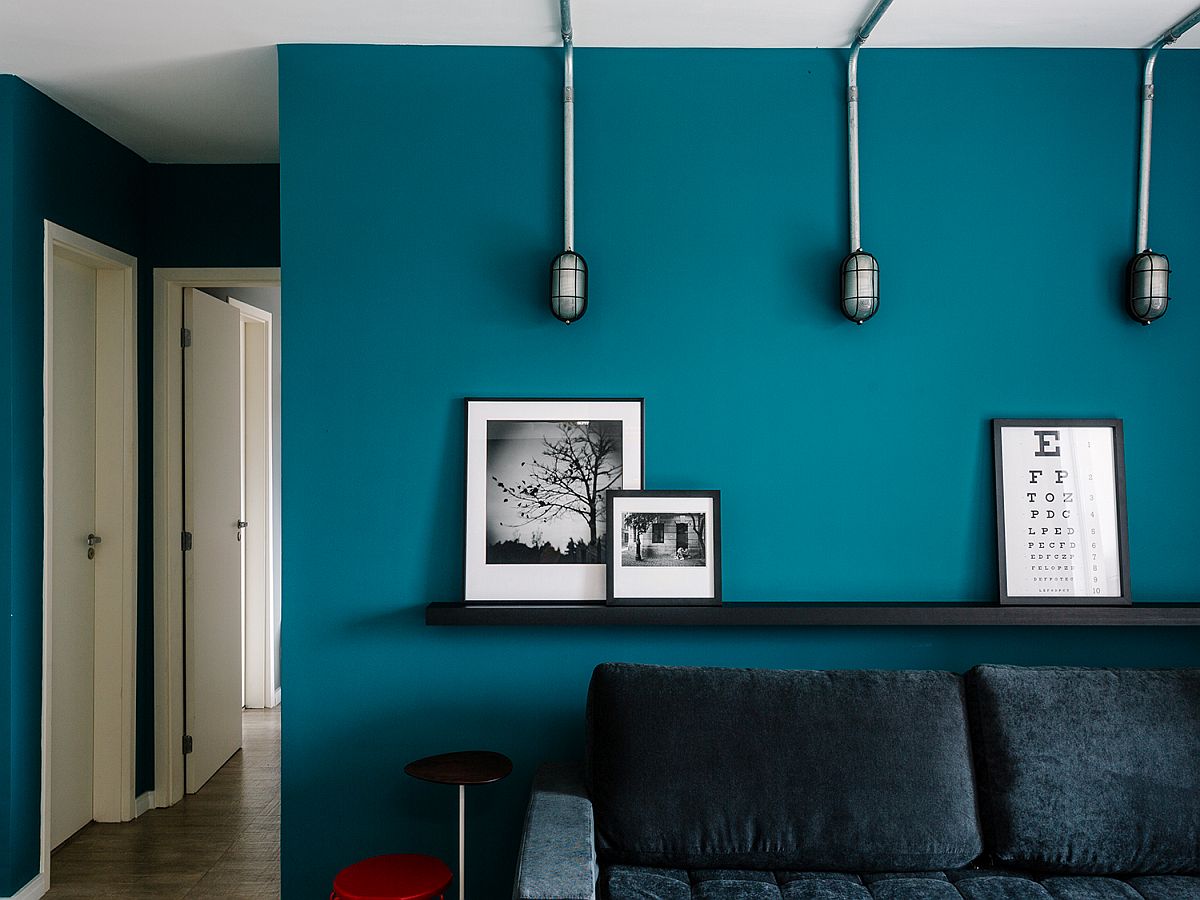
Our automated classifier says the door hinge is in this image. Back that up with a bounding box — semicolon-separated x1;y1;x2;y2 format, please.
181;531;193;552
183;734;193;755
181;326;192;348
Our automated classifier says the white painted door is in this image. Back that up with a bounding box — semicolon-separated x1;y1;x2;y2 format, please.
241;318;271;709
50;254;96;848
183;288;244;793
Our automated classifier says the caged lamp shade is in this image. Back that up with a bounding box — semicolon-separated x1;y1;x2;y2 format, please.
840;0;894;326
1124;6;1200;326
840;250;879;324
1128;250;1170;325
550;0;587;325
550;250;588;324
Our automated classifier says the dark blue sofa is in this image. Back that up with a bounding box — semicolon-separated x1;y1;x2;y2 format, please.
512;663;1200;900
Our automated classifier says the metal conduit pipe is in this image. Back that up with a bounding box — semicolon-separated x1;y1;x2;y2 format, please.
1135;5;1200;254
1135;43;1162;256
847;0;895;253
1128;4;1200;324
562;0;574;251
550;0;588;323
841;0;896;324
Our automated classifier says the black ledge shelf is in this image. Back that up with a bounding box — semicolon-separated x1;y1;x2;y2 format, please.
425;601;1200;627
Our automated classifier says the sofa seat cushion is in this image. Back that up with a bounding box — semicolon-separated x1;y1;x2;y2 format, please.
601;867;1200;900
587;664;981;871
966;666;1200;875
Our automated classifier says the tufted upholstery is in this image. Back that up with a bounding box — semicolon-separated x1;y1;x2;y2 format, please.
601;867;1200;900
513;666;1200;900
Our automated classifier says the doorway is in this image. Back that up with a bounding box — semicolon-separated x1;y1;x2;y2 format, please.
152;268;281;805
41;222;139;875
229;296;276;710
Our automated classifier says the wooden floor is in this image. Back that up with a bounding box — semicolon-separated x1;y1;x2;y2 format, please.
46;707;281;899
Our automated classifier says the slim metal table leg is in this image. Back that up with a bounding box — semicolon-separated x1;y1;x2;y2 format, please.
458;784;465;900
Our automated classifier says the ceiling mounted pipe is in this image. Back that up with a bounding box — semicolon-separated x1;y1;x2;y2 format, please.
840;0;895;325
1127;4;1200;325
550;0;588;324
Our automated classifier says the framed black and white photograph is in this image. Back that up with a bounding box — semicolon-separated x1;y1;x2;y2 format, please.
993;419;1131;606
464;398;644;603
606;490;721;607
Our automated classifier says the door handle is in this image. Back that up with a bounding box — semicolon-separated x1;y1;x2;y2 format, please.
87;533;101;560
237;520;248;542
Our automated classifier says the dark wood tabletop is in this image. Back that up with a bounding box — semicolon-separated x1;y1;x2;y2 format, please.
404;750;513;786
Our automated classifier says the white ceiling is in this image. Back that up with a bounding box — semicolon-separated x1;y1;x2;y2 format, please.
2;0;1198;164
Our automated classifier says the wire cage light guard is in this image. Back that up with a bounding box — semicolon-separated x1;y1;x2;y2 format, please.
1128;250;1170;324
550;250;588;324
841;250;879;324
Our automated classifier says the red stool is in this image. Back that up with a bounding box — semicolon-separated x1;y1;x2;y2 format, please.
331;854;453;900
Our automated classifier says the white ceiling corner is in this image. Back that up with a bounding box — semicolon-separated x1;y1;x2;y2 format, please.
0;0;1197;163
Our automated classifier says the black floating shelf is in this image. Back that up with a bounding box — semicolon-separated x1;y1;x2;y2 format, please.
425;601;1200;627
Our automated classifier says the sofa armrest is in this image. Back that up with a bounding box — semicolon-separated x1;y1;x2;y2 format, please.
512;762;597;900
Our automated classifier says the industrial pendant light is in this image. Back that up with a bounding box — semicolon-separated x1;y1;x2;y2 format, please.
1126;5;1200;325
840;0;895;324
550;0;587;324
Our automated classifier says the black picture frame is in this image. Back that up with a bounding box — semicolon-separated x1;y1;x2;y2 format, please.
993;418;1131;606
463;398;645;604
606;490;722;607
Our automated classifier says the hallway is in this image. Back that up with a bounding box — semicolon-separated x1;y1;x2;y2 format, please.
45;708;280;899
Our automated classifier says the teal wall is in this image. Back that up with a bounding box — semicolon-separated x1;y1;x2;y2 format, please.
146;164;281;267
0;75;146;894
0;76;280;894
1;76;16;896
278;46;1200;897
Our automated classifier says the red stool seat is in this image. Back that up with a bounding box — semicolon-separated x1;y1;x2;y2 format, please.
331;854;453;900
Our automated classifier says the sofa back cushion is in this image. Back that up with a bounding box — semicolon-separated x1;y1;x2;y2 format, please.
967;665;1200;874
585;663;983;872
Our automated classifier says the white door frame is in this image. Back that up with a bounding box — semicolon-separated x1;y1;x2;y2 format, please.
151;268;280;807
41;221;139;887
229;298;275;711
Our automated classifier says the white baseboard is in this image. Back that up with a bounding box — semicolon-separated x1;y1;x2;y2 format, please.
273;687;281;707
134;791;155;817
6;872;48;900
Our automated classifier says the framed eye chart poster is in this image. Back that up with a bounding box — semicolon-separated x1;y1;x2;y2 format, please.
993;419;1131;606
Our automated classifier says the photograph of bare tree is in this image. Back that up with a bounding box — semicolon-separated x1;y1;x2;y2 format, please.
486;420;623;564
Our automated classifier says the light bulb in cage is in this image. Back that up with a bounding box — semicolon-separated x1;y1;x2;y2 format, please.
550;250;588;324
840;250;879;324
1128;250;1169;325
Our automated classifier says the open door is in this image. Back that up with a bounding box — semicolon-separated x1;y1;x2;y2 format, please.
183;287;243;793
49;253;98;846
234;305;274;710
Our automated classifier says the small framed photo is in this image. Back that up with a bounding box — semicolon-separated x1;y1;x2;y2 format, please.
606;490;721;607
464;398;644;604
993;419;1131;606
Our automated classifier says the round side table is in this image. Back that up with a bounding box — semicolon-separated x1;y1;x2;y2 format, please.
404;750;512;900
331;853;452;900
